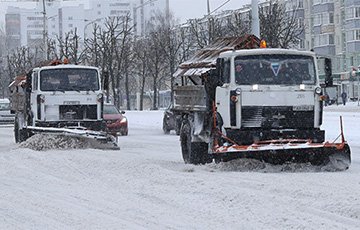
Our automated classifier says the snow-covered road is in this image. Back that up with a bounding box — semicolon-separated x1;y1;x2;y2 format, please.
1;104;360;230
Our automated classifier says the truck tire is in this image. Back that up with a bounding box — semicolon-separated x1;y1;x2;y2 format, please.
14;115;28;143
162;119;171;134
180;119;212;164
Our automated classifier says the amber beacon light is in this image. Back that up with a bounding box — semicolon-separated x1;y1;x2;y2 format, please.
260;40;267;48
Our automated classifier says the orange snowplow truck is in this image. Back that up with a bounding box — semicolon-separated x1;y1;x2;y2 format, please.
9;59;119;149
172;34;351;170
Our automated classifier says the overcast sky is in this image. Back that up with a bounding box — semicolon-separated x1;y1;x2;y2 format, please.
0;0;253;29
169;0;252;23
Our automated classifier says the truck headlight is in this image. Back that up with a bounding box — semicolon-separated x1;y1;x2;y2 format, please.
315;87;322;95
97;93;103;102
252;84;259;91
300;84;306;90
40;94;45;103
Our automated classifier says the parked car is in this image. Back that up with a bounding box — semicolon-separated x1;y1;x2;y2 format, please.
162;102;181;135
0;98;15;124
103;103;128;136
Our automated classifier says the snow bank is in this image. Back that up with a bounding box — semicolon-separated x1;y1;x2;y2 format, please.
19;134;90;151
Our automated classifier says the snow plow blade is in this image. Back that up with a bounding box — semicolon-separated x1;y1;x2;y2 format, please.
213;139;351;171
27;126;120;150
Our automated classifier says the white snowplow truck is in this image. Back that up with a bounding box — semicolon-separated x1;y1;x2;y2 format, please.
9;59;119;149
173;35;351;170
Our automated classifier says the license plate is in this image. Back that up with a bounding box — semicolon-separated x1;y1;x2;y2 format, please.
63;101;80;105
293;105;313;111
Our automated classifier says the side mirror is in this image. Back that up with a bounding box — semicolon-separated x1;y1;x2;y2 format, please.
103;71;109;91
25;71;32;92
208;69;220;87
215;58;224;86
324;58;333;87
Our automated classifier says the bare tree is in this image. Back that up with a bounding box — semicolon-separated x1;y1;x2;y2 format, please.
57;28;83;63
259;0;304;48
149;12;183;103
225;11;251;37
114;15;134;110
83;24;102;67
146;12;178;109
132;38;149;110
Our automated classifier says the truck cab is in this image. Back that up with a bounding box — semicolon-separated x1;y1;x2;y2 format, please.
10;61;108;143
215;49;324;145
29;64;106;131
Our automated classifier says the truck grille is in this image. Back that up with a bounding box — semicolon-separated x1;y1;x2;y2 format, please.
59;105;97;120
241;106;314;129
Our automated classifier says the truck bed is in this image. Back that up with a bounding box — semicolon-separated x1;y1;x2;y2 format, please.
173;85;208;112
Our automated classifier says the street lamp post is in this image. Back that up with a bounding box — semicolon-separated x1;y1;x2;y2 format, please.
83;18;103;41
42;0;48;60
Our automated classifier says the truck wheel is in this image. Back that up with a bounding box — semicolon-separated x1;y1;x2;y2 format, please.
163;120;171;134
14;115;28;143
175;116;182;136
14;116;20;143
121;131;128;136
180;119;212;164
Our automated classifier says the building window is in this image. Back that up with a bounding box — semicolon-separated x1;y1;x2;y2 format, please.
345;7;360;19
347;30;360;41
68;17;73;20
97;11;101;15
347;31;354;41
97;4;101;7
299;39;305;49
314;34;335;46
314;12;334;25
356;7;360;18
68;24;73;28
298;0;304;8
329;12;334;23
298;18;304;28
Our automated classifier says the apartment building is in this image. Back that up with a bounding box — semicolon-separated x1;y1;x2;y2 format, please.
4;0;169;51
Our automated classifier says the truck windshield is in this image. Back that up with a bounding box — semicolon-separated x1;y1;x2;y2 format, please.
40;68;99;91
234;54;316;85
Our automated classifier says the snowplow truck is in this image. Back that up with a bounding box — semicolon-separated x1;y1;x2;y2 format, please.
9;60;119;149
173;34;350;170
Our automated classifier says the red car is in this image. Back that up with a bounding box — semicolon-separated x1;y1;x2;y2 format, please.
103;104;128;136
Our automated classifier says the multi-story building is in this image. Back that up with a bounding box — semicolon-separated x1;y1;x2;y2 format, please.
346;1;360;70
305;0;360;99
3;0;169;52
5;7;21;49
